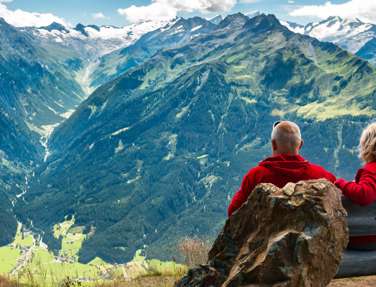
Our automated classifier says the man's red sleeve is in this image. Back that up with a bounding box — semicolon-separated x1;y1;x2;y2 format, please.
228;171;257;217
336;171;376;206
325;170;336;183
311;164;336;183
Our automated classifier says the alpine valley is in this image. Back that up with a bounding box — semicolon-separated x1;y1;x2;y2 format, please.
1;12;376;272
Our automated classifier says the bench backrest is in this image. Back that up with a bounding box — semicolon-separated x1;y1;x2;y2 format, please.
342;197;376;236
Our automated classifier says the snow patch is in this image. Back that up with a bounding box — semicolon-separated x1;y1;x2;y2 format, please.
60;109;75;119
176;105;190;119
88;105;97;119
111;126;131;136
16;175;30;199
75;61;99;96
163;134;178;161
195;70;210;94
170;25;185;35
240;96;257;105
200;175;220;191
127;176;141;185
115;140;125;154
191;25;202;32
280;21;305;34
40;123;59;162
197;154;208;166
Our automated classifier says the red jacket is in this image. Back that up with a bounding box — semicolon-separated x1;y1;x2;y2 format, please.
335;162;376;206
228;154;336;216
336;162;376;247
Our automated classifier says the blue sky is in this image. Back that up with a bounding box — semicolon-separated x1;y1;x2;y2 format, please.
0;0;373;27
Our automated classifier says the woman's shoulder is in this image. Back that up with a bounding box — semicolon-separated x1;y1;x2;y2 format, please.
356;162;376;180
363;162;376;173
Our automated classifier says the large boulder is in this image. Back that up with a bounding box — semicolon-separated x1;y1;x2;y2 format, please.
176;180;349;287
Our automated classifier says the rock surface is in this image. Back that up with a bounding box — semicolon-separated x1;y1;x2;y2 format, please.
176;180;349;287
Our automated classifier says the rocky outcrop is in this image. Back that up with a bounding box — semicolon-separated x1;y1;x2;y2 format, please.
176;180;349;287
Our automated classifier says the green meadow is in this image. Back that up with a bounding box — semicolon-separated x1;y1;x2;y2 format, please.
0;221;186;286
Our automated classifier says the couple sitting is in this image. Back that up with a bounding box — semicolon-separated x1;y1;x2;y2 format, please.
228;121;376;250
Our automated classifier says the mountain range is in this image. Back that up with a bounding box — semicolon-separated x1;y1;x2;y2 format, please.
0;13;376;264
283;16;376;64
16;14;376;263
26;19;172;58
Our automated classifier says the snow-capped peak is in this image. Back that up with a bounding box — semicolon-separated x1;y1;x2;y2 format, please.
305;16;372;41
280;20;305;34
37;19;172;41
41;22;69;33
282;16;376;53
246;11;261;19
81;19;172;40
30;18;175;57
209;15;223;25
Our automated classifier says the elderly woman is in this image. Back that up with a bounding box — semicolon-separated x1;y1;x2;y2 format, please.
336;122;376;249
336;122;376;206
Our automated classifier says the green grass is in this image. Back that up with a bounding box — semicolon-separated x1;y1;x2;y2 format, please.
53;217;87;259
1;223;186;287
53;217;75;239
0;223;33;274
0;246;20;273
14;226;34;248
19;248;103;285
295;101;376;121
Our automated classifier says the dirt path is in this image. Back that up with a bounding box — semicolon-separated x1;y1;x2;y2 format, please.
329;276;376;287
10;233;36;277
10;245;34;276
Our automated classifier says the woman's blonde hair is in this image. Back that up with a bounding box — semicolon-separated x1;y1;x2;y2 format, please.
359;122;376;163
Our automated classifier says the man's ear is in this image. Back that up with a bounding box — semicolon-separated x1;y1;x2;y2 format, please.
299;139;304;150
272;139;278;151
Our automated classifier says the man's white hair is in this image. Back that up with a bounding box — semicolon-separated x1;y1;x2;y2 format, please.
271;121;302;152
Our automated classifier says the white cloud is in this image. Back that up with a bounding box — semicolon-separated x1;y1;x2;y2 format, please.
0;2;67;27
118;0;237;23
118;2;176;23
290;0;376;23
92;12;106;20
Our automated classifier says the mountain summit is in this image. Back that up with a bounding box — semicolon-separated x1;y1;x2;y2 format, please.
244;14;284;33
41;21;69;33
218;12;249;28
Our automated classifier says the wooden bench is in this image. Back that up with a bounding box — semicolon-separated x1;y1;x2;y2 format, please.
337;198;376;278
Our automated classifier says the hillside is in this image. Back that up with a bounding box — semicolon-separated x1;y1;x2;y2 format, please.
90;17;216;89
0;17;85;245
19;13;376;264
0;16;170;248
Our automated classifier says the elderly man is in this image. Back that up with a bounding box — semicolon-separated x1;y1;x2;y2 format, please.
228;121;336;216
